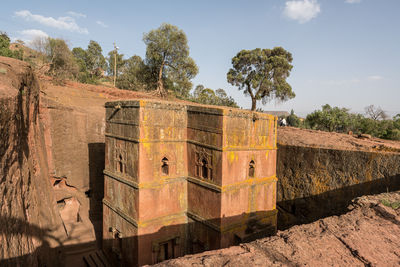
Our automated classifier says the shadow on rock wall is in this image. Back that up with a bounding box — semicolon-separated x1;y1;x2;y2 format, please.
277;174;400;230
0;210;277;267
88;143;105;248
276;144;400;230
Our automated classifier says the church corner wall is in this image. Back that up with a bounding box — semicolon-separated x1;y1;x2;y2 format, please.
102;100;278;266
136;100;188;265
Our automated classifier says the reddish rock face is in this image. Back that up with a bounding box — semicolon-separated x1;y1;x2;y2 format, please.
103;100;278;266
276;127;400;229
0;56;64;266
152;191;400;267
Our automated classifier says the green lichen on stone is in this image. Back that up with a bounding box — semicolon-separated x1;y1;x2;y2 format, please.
0;68;7;74
381;199;400;210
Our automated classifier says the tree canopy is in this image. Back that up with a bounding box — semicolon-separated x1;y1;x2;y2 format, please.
227;47;295;111
0;31;23;60
116;55;149;91
71;41;107;83
86;40;106;77
143;23;198;97
364;105;388;121
301;104;400;140
45;38;78;83
191;85;238;107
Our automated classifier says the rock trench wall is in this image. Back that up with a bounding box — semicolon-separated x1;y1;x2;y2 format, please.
40;95;106;248
276;144;400;229
0;57;63;266
0;57;104;266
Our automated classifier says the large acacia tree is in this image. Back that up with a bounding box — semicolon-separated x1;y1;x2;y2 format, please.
227;47;295;111
143;23;198;97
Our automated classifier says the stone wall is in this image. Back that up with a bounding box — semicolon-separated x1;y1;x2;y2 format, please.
276;144;400;229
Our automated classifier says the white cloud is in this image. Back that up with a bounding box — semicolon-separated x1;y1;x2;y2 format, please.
12;29;49;46
96;20;108;28
283;0;321;24
368;75;383;81
19;29;48;39
345;0;362;4
67;11;86;18
15;10;88;34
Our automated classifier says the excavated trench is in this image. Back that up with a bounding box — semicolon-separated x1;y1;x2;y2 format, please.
276;144;400;230
1;56;400;266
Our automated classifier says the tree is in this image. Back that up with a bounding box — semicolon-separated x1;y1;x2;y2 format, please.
72;47;87;71
0;31;23;60
30;36;49;69
193;85;218;105
286;109;301;127
215;88;238;107
143;23;198;97
116;55;149;91
72;47;92;83
45;38;78;83
364;105;388;121
227;47;295;111
191;85;238;107
305;104;353;132
86;40;106;78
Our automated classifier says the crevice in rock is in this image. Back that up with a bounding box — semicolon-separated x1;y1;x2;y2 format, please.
334;235;372;267
52;176;78;191
373;204;400;226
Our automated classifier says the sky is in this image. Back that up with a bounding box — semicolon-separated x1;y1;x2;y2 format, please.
1;0;399;117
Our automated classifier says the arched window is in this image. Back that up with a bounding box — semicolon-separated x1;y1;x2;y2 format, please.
114;143;126;174
161;157;169;175
249;160;255;177
201;159;208;179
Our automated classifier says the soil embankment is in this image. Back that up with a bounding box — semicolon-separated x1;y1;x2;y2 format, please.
152;190;400;267
276;127;400;229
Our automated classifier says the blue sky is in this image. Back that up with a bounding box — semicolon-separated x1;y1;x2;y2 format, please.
1;0;399;117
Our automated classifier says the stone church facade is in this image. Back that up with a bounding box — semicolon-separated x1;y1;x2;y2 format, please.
102;100;277;266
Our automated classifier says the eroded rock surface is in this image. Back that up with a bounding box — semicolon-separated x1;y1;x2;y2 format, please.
277;127;400;229
152;191;400;267
0;56;63;266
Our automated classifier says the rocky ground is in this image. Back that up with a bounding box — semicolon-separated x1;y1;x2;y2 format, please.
152;190;400;267
278;127;400;153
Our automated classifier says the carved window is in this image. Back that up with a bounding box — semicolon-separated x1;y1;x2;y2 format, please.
115;144;126;174
201;159;209;179
195;149;213;181
161;157;169;176
249;160;255;178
